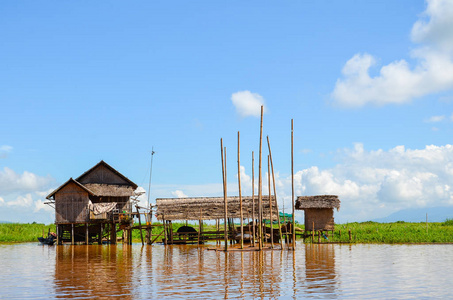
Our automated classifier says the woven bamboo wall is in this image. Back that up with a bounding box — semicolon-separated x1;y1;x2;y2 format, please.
55;181;90;224
304;208;335;231
78;164;130;186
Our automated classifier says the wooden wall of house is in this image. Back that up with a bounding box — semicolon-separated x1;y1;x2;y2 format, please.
304;208;335;231
78;165;130;185
55;182;90;224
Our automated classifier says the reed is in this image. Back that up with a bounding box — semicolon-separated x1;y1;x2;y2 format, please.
3;220;453;244
323;221;453;244
0;223;56;243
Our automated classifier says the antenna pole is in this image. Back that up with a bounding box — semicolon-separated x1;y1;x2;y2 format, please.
147;147;155;210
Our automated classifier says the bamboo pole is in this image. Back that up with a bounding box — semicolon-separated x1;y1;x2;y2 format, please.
198;208;202;245
267;136;283;249
71;223;74;245
221;139;228;251
252;151;255;247
162;213;167;245
136;206;144;246
86;223;89;245
268;155;273;248
291;119;296;249
258;105;264;250
238;131;244;249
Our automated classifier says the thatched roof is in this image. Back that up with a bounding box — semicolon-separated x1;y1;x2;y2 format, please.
46;181;136;200
83;183;136;197
295;195;340;211
156;196;278;221
46;160;138;200
76;160;138;189
46;178;95;200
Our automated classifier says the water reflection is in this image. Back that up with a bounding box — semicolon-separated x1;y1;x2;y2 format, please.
1;243;445;299
54;245;134;299
304;244;337;297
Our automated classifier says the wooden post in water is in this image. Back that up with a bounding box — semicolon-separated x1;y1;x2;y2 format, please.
162;214;167;245
136;206;144;246
148;206;153;245
85;223;89;245
291;119;296;249
238;131;244;249
267;136;283;249
221;139;228;251
56;225;59;245
71;223;75;245
252;151;255;247
312;221;315;243
258;105;264;250
268;155;273;248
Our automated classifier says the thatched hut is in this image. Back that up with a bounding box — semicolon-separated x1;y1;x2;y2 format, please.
295;195;340;231
46;160;138;244
156;196;278;221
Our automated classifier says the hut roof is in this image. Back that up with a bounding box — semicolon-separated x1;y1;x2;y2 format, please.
295;195;340;211
76;160;138;189
46;161;138;200
46;178;95;200
156;196;278;221
83;183;136;197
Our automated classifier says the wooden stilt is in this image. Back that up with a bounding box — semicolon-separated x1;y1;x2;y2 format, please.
221;138;228;251
291;119;296;249
238;131;244;249
98;223;102;245
110;222;116;245
267;136;284;249
258;105;264;250
169;221;173;244
86;223;89;245
136;206;144;246
252;151;255;247
148;206;153;245
71;223;74;245
198;208;202;245
56;224;60;245
268;155;273;249
162;214;167;245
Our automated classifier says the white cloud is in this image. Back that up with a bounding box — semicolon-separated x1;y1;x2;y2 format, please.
0;167;55;195
34;199;54;213
7;193;33;207
231;91;267;117
425;115;445;122
0;145;13;159
237;165;251;188
292;143;453;221
171;190;188;198
332;0;453;107
0;167;57;222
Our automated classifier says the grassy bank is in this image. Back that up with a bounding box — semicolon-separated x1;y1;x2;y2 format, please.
2;220;452;244
327;220;453;244
0;223;56;243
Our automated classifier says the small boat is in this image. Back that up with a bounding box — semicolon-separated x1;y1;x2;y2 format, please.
38;232;57;245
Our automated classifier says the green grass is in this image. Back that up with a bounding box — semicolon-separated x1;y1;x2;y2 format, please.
2;220;453;244
323;221;453;244
0;223;56;243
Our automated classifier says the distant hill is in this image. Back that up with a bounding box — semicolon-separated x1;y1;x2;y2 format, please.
373;207;453;223
0;221;13;224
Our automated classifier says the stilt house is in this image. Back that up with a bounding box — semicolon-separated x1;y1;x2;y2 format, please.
45;160;138;244
295;195;340;231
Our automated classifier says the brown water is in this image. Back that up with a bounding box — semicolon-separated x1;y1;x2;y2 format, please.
0;242;452;299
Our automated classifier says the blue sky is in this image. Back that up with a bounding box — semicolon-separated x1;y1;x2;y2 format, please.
2;0;453;224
